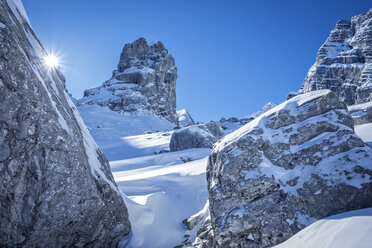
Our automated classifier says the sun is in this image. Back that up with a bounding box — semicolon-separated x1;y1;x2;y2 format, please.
43;54;60;69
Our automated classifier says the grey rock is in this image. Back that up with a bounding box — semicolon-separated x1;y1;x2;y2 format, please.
301;9;372;105
205;90;372;247
177;108;195;127
0;1;130;247
76;38;178;124
169;122;224;151
348;102;372;125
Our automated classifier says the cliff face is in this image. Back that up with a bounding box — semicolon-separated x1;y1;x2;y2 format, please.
77;38;178;124
0;0;130;246
301;9;372;105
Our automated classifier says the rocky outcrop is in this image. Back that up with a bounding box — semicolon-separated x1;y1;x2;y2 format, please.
77;38;178;124
177;108;195;127
169;122;224;151
348;101;372;125
301;9;372;105
0;0;130;246
206;90;372;247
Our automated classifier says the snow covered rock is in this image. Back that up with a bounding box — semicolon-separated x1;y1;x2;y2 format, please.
76;37;178;124
0;1;130;246
177;108;195;127
301;9;372;105
348;101;372;125
170;122;224;151
206;90;372;247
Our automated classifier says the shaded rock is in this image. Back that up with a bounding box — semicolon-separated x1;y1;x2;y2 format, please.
0;1;130;246
206;90;372;247
169;122;224;151
76;38;178;124
177;108;195;127
301;9;372;105
348;101;372;125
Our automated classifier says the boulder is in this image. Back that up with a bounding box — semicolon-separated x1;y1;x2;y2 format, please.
206;90;372;247
348;101;372;125
0;1;130;246
169;122;224;151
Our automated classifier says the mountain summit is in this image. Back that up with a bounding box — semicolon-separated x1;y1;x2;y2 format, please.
301;9;372;105
77;38;178;124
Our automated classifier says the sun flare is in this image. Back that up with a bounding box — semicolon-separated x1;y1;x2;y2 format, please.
43;54;60;69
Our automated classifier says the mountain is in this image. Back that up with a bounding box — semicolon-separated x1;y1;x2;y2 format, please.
76;38;178;124
300;9;372;105
0;0;130;246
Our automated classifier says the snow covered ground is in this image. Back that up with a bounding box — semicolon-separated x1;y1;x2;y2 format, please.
275;208;372;248
355;123;372;147
78;101;372;248
78;105;211;247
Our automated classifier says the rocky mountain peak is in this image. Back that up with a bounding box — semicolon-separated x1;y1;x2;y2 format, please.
300;8;372;105
77;37;178;124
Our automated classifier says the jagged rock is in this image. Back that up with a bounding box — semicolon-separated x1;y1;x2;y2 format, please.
177;108;195;127
206;90;372;247
76;37;178;124
348;101;372;125
0;1;130;246
301;9;372;105
169;122;224;151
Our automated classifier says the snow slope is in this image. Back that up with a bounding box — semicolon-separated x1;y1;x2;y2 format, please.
114;149;210;248
78;105;211;247
355;123;372;147
78;105;175;160
275;208;372;248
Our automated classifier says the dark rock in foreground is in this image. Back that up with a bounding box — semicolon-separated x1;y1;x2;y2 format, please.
206;90;372;247
0;0;130;246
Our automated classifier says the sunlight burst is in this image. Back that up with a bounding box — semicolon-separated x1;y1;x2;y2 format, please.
43;54;60;69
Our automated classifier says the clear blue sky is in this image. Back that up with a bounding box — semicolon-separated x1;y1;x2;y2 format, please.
23;0;371;122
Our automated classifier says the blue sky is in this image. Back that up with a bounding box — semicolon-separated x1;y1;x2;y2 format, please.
23;0;371;122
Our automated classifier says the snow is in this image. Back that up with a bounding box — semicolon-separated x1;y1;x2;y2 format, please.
355;123;372;146
275;208;372;248
78;104;211;247
78;105;175;160
114;148;210;248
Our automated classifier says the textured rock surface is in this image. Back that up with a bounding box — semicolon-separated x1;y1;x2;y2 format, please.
206;90;372;247
0;1;130;246
348;101;372;125
170;122;224;151
301;9;372;105
177;108;195;127
77;38;178;124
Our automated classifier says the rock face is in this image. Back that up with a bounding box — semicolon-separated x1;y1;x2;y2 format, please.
177;108;195;127
0;1;130;246
169;122;224;151
348;101;372;125
77;37;178;124
206;90;372;247
301;9;372;105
